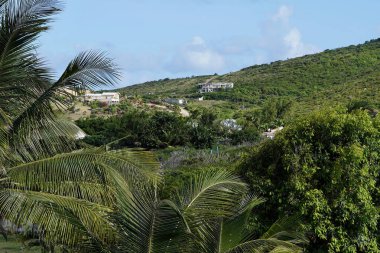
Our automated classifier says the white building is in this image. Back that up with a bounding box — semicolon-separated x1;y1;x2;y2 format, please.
198;82;234;93
83;92;120;105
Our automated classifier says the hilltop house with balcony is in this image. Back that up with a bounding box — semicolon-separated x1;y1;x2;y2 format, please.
198;82;234;93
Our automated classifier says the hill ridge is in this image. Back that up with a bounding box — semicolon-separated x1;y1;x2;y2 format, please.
117;38;380;117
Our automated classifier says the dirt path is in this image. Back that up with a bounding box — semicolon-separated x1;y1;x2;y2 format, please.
180;108;190;117
66;102;91;121
147;103;190;117
204;76;218;84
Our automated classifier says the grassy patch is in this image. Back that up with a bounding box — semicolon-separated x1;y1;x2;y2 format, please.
0;236;41;253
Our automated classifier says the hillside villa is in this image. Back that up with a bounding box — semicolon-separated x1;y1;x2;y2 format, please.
198;82;234;93
82;92;120;105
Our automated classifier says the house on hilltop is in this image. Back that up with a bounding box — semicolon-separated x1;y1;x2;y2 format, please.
198;82;234;93
83;92;120;105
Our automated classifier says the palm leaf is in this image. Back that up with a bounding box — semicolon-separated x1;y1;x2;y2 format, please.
6;150;155;197
57;51;120;90
225;239;304;253
0;189;115;248
224;216;307;253
179;169;248;222
9;51;119;161
173;169;248;253
219;196;265;253
1;149;157;249
114;186;192;253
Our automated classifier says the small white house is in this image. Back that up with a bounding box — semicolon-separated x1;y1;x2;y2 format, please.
83;92;120;105
198;82;234;93
164;98;187;105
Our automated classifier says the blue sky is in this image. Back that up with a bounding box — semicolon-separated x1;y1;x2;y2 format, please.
39;0;380;87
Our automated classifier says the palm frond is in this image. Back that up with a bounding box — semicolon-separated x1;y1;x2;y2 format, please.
114;187;191;253
106;149;160;182
219;196;265;253
10;118;82;162
225;239;304;253
179;169;248;222
0;0;59;90
1;149;160;249
6;151;154;198
260;216;307;245
57;51;120;90
9;51;119;161
0;0;61;63
224;216;307;253
0;189;115;248
0;0;59;121
170;169;248;253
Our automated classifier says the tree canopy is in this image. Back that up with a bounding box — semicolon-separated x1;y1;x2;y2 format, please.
241;108;380;252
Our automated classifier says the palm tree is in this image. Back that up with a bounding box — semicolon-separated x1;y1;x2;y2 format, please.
0;0;132;251
0;0;120;161
113;169;306;253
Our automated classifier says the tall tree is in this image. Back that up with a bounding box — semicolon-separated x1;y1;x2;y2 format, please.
241;108;380;252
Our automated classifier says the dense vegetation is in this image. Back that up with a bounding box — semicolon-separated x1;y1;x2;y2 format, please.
241;108;380;252
76;108;260;149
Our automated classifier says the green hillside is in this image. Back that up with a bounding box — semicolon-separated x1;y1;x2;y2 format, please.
118;38;380;117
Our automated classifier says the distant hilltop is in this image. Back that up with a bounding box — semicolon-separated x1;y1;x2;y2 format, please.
116;38;380;117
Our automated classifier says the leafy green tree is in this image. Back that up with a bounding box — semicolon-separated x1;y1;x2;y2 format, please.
241;108;380;252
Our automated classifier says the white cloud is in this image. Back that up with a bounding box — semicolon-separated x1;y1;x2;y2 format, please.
272;5;292;23
284;28;319;58
257;5;319;61
167;36;225;73
191;36;206;46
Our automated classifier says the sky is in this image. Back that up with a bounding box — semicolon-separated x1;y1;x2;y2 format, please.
38;0;380;88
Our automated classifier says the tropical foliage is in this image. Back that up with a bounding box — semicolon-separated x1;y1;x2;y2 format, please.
111;168;306;253
0;0;119;251
76;108;259;149
241;108;380;252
